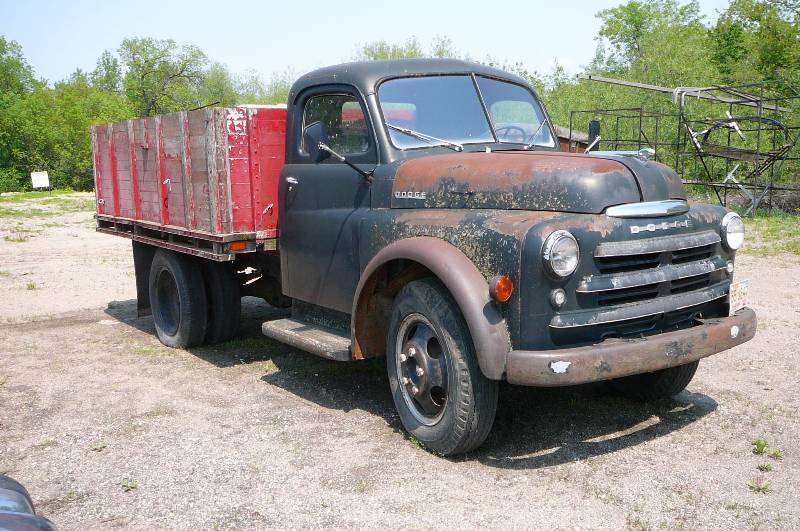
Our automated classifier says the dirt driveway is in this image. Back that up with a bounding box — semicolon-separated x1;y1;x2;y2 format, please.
1;194;799;529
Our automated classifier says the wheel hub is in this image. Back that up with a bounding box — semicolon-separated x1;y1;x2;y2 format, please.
396;314;448;425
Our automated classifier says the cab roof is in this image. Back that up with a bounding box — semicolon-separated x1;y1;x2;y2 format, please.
289;58;532;100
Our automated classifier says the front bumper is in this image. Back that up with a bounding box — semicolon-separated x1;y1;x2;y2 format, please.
506;307;756;386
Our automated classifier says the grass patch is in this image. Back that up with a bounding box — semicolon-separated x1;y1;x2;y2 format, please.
120;478;138;492
739;209;800;256
624;513;651;531
757;463;773;472
408;436;424;449
752;437;768;455
4;232;31;242
0;375;7;387
3;226;43;242
33;438;57;449
90;441;107;452
133;345;174;358
748;477;770;494
0;190;76;202
768;448;783;460
0;192;95;218
26;282;37;291
222;335;280;352
0;271;10;277
0;206;59;219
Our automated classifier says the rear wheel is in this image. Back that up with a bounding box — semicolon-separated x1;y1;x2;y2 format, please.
386;278;498;456
203;260;241;344
606;360;699;401
149;249;208;348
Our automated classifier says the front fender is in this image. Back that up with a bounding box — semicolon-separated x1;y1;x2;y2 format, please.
351;236;511;380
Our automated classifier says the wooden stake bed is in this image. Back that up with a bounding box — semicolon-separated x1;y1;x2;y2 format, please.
91;105;287;259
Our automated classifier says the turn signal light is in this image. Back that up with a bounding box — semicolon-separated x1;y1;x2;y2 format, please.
490;275;514;303
229;241;247;252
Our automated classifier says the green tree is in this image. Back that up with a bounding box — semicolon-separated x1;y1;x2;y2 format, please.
119;37;207;117
354;37;424;60
198;62;240;107
354;36;461;61
710;0;800;84
0;36;34;94
52;73;132;188
597;0;704;66
91;50;123;94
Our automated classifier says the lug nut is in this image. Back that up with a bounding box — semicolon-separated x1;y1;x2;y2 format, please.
408;347;417;357
402;377;410;385
399;353;407;362
416;367;424;376
411;386;419;395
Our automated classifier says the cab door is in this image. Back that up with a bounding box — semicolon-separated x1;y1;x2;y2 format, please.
279;86;376;313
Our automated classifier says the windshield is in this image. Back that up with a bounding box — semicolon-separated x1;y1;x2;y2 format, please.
378;74;554;150
476;76;555;148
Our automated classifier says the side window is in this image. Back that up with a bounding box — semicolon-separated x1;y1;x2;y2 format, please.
301;94;370;156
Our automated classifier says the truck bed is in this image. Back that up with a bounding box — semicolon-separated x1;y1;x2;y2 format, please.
91;105;287;260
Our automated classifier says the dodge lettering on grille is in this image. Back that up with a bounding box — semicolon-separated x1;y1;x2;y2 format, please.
630;219;692;234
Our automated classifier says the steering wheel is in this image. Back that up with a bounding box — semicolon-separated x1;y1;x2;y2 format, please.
495;125;528;144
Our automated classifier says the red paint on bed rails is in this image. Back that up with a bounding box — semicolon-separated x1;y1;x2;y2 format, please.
91;106;287;243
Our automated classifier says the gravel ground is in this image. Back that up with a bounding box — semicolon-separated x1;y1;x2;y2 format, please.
0;194;798;529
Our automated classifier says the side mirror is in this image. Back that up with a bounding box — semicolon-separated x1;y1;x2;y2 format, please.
303;121;331;163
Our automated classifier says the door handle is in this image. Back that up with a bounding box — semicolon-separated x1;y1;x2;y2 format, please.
285;176;298;184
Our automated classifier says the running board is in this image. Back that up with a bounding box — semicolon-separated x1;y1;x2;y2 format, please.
262;318;351;361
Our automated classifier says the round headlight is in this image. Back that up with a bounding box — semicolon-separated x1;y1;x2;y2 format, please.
721;212;745;250
543;230;580;278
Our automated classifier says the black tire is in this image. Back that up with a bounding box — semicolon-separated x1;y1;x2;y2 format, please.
0;475;33;513
148;249;208;348
606;360;699;401
203;260;241;344
386;278;498;456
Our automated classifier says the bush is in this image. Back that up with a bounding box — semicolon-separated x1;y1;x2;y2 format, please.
0;168;27;193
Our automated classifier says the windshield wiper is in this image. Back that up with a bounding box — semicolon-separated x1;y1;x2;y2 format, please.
523;117;551;150
386;123;464;152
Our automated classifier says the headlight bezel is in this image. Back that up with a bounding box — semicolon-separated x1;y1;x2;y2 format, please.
721;211;745;251
542;230;580;279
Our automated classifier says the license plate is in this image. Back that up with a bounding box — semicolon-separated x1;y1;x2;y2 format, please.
728;279;750;316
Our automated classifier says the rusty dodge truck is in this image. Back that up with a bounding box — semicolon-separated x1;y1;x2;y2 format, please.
92;59;756;455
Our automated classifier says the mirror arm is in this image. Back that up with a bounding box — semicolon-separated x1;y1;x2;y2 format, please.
319;142;374;183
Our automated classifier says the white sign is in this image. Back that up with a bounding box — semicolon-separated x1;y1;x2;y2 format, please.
30;171;50;189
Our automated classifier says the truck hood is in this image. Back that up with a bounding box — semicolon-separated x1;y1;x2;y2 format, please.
390;151;685;213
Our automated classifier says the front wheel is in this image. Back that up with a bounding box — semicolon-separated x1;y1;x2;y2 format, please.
386;278;498;456
606;360;699;401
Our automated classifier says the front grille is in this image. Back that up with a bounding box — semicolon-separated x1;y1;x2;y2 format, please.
595;253;661;274
672;244;713;264
587;231;723;307
670;272;711;294
597;283;660;306
550;230;728;347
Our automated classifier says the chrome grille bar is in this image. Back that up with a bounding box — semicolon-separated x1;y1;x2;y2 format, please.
595;230;720;258
578;257;726;293
551;281;730;329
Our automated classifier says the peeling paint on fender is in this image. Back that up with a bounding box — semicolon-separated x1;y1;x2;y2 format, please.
550;360;572;374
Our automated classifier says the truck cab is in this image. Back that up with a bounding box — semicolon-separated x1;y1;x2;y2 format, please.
96;59;756;456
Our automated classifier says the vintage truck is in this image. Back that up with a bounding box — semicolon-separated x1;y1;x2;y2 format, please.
91;59;756;455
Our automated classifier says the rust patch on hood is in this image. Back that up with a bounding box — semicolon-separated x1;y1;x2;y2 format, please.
392;151;641;214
